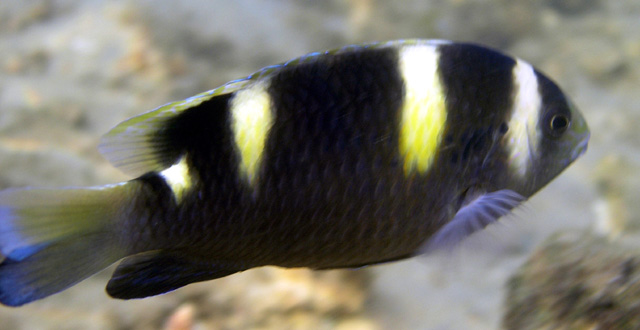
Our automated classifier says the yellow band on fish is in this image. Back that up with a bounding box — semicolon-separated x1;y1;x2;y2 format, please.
230;82;274;186
159;156;192;202
398;45;448;175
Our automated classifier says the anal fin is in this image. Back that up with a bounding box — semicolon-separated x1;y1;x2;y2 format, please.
106;251;241;299
420;189;525;254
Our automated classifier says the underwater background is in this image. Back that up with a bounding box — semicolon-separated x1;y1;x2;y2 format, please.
0;0;638;329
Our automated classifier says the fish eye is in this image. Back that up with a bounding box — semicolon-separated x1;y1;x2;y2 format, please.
544;106;571;138
550;114;569;132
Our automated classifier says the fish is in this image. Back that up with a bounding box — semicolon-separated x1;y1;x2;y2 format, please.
0;39;589;306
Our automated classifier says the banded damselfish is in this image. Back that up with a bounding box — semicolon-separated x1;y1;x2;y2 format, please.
0;40;589;306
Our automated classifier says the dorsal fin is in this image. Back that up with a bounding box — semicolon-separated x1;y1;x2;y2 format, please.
98;80;253;177
97;52;311;177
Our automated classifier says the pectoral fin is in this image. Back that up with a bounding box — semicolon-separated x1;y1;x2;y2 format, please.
420;189;525;254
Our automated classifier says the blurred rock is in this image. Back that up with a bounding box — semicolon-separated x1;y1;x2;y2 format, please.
592;154;640;239
577;38;628;82
503;232;640;329
545;0;601;15
163;303;195;330
0;0;53;32
0;145;102;188
437;0;542;48
170;267;373;330
335;317;380;330
1;48;50;75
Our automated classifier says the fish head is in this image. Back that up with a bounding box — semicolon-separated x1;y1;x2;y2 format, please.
530;90;589;190
503;66;590;197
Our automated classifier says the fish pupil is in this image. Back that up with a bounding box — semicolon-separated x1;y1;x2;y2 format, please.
550;114;569;132
499;122;509;134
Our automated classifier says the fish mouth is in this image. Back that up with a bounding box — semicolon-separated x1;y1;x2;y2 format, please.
571;133;589;160
566;98;589;162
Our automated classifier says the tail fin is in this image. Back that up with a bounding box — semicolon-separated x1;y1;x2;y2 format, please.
0;184;133;306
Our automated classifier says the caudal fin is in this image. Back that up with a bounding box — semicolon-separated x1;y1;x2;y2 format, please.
0;184;133;306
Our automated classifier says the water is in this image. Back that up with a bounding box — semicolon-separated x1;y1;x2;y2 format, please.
0;0;637;329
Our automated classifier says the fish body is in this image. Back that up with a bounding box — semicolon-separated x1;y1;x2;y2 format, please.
0;40;589;306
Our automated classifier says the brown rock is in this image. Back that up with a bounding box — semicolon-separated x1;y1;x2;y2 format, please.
503;231;640;329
